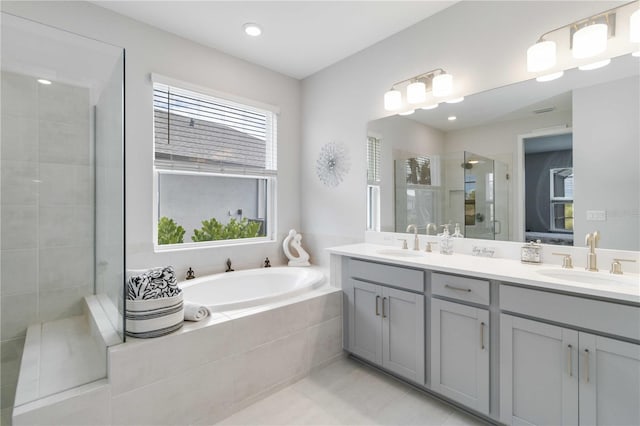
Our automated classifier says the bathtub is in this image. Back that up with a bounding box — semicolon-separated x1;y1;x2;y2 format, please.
180;266;326;312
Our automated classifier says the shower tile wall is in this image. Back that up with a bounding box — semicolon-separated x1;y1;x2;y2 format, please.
0;72;94;409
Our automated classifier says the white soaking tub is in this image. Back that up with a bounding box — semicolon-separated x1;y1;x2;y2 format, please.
180;266;326;312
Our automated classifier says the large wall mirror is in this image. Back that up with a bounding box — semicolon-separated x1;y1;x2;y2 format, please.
367;54;639;251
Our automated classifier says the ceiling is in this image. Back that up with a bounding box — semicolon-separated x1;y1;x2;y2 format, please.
91;1;456;79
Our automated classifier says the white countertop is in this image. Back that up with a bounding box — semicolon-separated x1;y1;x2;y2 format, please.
327;243;640;304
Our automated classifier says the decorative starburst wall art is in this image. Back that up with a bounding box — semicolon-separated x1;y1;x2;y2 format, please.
316;142;351;188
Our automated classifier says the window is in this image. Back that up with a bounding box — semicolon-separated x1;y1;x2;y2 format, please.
367;136;381;231
549;167;573;232
153;76;277;248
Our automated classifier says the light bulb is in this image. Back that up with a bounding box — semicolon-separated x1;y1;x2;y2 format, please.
384;89;402;111
399;110;415;116
37;79;52;85
536;71;564;82
630;9;640;43
446;97;464;104
527;40;556;72
573;23;608;59
448;116;457;121
432;74;453;97
406;81;426;104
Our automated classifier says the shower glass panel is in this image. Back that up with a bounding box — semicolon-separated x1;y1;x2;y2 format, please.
394;157;442;233
1;13;124;414
463;152;509;240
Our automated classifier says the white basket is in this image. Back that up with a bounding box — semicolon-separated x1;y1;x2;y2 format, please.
125;294;184;338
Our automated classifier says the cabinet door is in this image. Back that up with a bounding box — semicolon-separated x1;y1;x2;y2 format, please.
431;298;489;414
579;333;640;426
500;314;578;426
349;279;382;364
381;287;425;383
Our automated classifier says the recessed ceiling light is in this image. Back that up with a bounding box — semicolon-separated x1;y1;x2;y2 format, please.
243;23;262;37
446;97;464;104
398;110;415;116
448;116;457;121
37;79;52;85
536;71;564;82
421;103;439;110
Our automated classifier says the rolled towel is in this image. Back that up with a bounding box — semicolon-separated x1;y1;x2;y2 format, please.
184;302;210;321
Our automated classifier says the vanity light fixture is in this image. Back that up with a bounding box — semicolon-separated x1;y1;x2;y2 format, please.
243;23;262;37
573;23;608;59
432;73;453;98
526;2;640;80
406;81;426;104
527;40;557;72
37;79;52;85
384;89;402;111
383;68;455;111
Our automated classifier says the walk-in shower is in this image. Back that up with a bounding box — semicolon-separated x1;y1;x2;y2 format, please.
0;13;124;423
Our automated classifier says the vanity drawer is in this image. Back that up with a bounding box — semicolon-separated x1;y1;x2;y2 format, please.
501;284;640;341
348;258;424;293
431;273;490;306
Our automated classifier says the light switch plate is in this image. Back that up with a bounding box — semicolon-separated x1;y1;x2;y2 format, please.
586;210;606;221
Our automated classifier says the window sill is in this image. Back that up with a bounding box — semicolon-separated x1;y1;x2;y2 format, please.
154;236;276;253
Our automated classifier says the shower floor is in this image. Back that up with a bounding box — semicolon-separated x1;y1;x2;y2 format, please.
14;315;106;408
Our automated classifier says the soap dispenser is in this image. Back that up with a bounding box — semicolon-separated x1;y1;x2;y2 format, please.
452;223;464;238
439;224;454;255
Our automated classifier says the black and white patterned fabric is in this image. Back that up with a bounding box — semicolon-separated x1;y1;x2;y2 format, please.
127;266;181;300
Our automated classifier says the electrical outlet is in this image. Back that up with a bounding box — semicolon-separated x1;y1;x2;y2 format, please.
586;210;606;221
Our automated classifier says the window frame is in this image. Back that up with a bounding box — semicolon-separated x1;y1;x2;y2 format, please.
151;74;279;252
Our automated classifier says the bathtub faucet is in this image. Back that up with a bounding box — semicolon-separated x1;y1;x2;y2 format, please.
225;258;234;272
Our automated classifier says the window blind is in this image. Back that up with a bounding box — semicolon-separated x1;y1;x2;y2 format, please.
153;82;277;175
367;136;381;183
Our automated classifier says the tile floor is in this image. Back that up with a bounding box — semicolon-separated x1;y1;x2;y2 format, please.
217;356;488;426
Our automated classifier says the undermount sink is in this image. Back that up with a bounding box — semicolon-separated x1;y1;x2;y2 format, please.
376;249;425;258
535;268;637;286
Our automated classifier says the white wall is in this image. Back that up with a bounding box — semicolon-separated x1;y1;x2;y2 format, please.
301;1;610;265
573;76;640;251
2;1;302;275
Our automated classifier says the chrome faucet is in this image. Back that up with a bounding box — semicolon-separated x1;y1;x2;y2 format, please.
585;231;600;272
406;224;420;250
426;223;437;235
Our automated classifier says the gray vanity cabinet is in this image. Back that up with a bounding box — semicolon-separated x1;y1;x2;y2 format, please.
500;315;640;426
345;259;425;384
500;314;579;426
431;298;490;415
430;272;490;415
